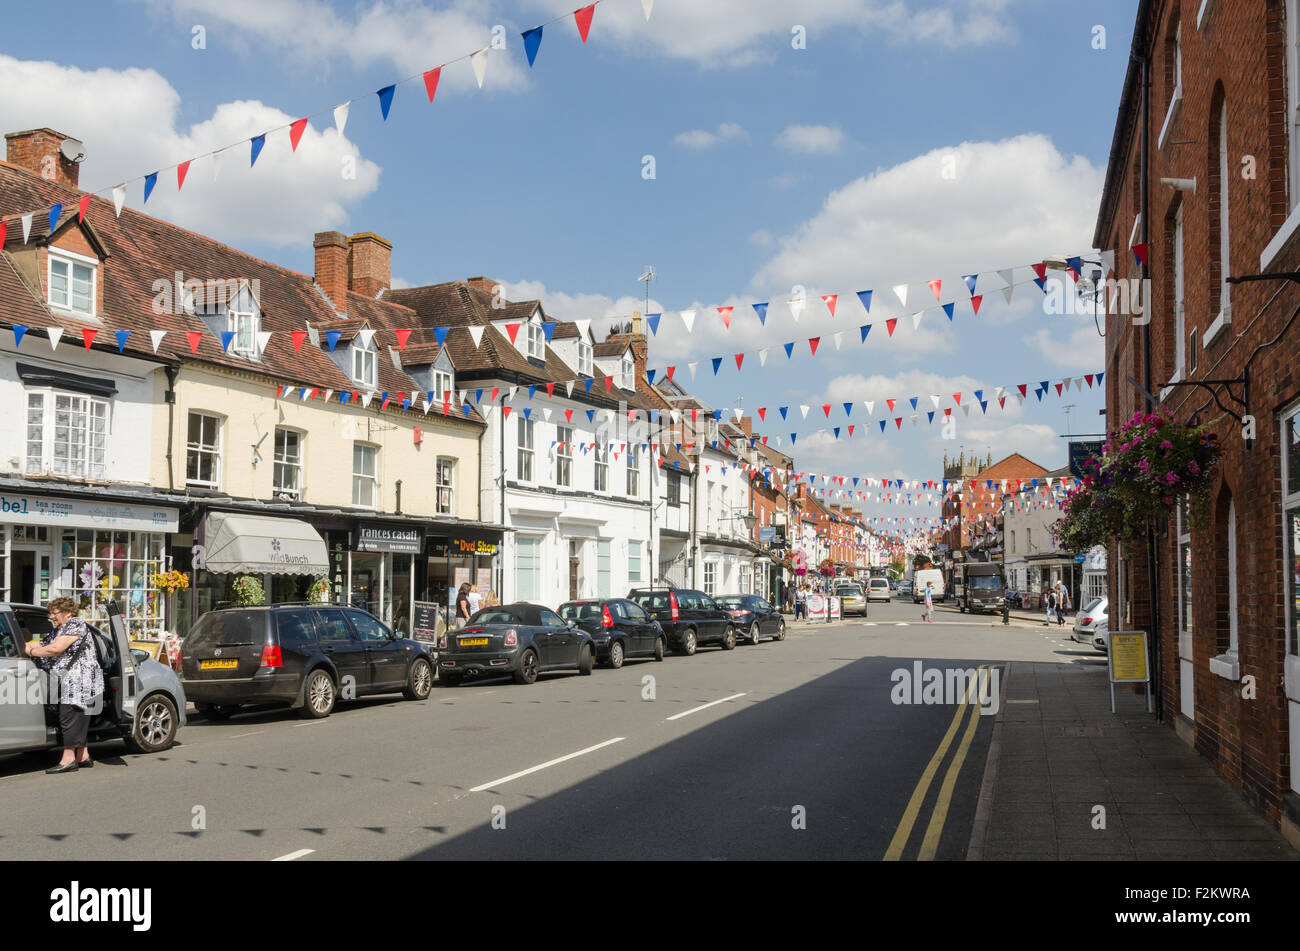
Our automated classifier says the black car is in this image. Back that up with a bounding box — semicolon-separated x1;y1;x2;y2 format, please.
714;595;787;645
439;602;595;685
558;598;666;668
180;603;434;719
627;587;736;655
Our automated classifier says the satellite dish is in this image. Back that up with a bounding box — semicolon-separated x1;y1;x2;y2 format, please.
59;138;86;163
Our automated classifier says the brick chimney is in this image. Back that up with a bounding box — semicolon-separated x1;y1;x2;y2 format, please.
739;417;753;438
314;231;349;314
467;276;498;295
348;232;391;298
5;128;82;189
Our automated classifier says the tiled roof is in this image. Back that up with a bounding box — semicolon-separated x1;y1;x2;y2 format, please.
592;340;629;358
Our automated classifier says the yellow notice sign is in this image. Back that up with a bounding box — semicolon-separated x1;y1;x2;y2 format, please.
1108;632;1149;683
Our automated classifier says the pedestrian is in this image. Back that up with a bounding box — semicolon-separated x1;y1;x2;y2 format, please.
456;582;471;627
1056;583;1069;627
468;584;482;616
922;581;934;623
483;588;500;609
1043;588;1054;625
25;597;103;773
393;597;410;635
796;583;806;620
1002;585;1011;625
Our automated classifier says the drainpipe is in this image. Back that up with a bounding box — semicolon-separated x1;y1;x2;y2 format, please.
163;364;179;492
395;479;402;515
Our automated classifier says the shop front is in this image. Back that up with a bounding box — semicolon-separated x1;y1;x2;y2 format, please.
428;530;501;628
0;486;179;638
349;521;423;630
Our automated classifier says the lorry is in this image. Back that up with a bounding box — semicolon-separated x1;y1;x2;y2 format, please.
959;563;1006;614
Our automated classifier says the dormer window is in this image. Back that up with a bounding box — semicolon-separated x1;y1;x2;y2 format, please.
228;308;258;357
621;352;635;390
48;249;96;316
434;368;453;402
578;340;593;376
526;319;545;360
352;338;377;388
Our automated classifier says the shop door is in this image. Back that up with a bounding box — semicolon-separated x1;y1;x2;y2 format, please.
569;541;580;601
9;548;51;605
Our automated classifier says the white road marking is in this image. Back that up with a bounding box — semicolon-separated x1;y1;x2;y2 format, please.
895;623;909;627
470;737;625;792
272;848;315;861
230;731;264;739
665;693;749;722
294;721;326;727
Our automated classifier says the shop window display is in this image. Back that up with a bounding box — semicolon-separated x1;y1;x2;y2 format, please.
58;529;166;637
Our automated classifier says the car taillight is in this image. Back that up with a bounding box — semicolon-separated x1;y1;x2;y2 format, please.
727;610;746;617
259;645;282;669
438;633;447;649
504;628;518;646
1081;617;1092;624
602;605;614;628
669;591;679;621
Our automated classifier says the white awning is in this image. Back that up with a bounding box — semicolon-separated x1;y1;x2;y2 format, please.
201;512;328;576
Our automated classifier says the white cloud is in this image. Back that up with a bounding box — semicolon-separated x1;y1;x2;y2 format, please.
775;124;845;155
0;55;381;247
674;122;749;149
1023;322;1106;372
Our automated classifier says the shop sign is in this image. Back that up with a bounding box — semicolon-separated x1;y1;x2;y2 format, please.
454;537;497;556
412;601;440;644
356;524;422;553
0;492;178;533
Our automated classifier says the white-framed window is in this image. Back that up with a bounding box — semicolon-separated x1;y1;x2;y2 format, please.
228;308;258;357
596;539;611;597
352;442;378;509
1173;202;1186;377
578;340;593;376
436;456;455;515
1283;402;1300;656
186;411;222;488
1217;97;1231;320
273;428;303;499
626;451;639;497
517;417;535;482
621;352;635;390
703;561;717;596
526;320;545;360
25;390;109;479
594;442;609;492
739;562;751;594
628;541;643;583
433;369;453;403
351;339;377;389
47;248;96;316
516;536;541;601
556;425;573;487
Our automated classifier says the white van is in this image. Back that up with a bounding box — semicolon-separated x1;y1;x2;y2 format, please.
912;569;945;603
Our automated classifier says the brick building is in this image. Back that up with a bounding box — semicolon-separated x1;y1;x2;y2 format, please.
1095;0;1300;843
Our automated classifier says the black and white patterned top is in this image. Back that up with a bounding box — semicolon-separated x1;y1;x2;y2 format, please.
38;617;104;711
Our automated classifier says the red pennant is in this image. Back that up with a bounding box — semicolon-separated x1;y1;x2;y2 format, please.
289;118;308;152
886;399;897;412
848;425;854;436
926;279;942;301
177;160;191;190
186;331;203;353
971;294;983;315
574;4;595;42
1031;262;1048;282
1017;383;1027;397
606;376;614;392
822;404;832;418
821;294;837;317
998;396;1006;408
665;366;676;381
81;329;97;350
309;389;319;401
546;382;555;397
952;393;962;406
505;323;521;343
0;220;7;246
423;66;442;103
691;409;699;423
762;436;768;446
1132;242;1149;267
503;406;512;420
394;328;411;350
290;331;308;352
735;352;744;369
1055;382;1064;396
1085;373;1094;388
886;318;898;337
491;387;500;402
78;195;91;222
718;306;733;328
564;409;573;422
757;407;766;421
895;418;903;429
808;336;820;355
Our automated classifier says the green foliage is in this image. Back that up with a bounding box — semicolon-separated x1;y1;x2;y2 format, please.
232;574;266;606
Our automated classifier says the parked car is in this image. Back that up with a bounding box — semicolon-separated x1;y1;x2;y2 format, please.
714;595;786;644
558;598;665;668
627;586;736;654
833;582;868;617
865;578;892;603
1072;597;1110;652
440;602;594;685
1093;618;1109;653
2;601;186;756
898;581;914;599
181;603;434;717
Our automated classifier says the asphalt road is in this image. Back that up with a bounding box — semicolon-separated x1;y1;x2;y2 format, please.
0;597;1104;860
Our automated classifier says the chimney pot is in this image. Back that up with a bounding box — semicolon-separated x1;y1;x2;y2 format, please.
5;128;81;189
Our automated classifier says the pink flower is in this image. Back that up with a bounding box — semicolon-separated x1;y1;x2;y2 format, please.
1137;459;1151;472
1164;472;1179;484
1120;443;1131;452
1188;461;1200;474
1159;440;1173;450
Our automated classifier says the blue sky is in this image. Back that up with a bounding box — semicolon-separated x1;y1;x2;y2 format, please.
0;0;1136;529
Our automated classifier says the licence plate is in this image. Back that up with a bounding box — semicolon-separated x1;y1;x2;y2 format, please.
459;637;488;647
200;658;239;670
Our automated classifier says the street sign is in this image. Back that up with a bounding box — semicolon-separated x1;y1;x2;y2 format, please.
1074;553;1086;563
1107;630;1152;714
1068;440;1105;478
758;526;776;542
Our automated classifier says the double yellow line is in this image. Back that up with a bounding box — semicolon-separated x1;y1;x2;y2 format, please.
883;664;992;861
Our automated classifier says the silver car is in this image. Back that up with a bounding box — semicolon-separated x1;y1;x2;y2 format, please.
0;601;186;758
834;583;868;617
1072;597;1109;653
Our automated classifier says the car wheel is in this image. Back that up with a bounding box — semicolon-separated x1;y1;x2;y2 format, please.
609;641;625;669
301;669;337;718
513;648;539;685
124;693;178;754
195;702;237;721
578;645;594;676
654;637;665;661
679;628;697;656
721;626;736;651
748;623;762;646
403;657;434;700
776;619;786;641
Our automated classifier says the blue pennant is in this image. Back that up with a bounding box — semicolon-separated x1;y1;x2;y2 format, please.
523;408;532;420
834;427;840;439
427;391;434;405
974;389;984;402
712;409;722;420
542;321;556;342
377;85;396;120
909;397;918;411
114;330;130;352
647;313;661;335
48;203;62;233
250;134;266;167
475;389;483;403
1096;371;1104;386
860;324;872;342
927;411;935;423
584;379;593;394
779;407;788;420
586;410;595;422
1066;255;1083;275
783;342;794;359
980;400;989;414
963;274;978;296
753;302;768;325
13;325;28;347
220;331;235;352
647;369;657;385
143;172;158;204
790;434;797;445
879;420;887;432
433;326;449;348
843;402;852;416
712;357;722;375
942;302;954;321
528;385;537;400
857;290;872;312
326;331;341;352
522;26;543;67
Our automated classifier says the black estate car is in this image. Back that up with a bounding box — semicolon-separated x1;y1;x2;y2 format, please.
627;587;736;655
439;602;595;685
714;595;786;645
558;599;666;668
180;603;435;719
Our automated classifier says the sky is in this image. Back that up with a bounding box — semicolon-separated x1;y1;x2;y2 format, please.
0;0;1134;532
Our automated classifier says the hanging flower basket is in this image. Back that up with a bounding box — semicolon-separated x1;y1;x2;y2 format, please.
231;574;266;607
1053;410;1221;551
151;569;191;594
817;558;836;578
792;550;808;576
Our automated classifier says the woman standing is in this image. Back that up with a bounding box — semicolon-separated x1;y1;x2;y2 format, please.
25;597;103;774
483;589;500;609
456;583;472;627
467;585;482;617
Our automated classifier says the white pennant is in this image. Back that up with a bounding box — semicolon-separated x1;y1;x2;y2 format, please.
800;405;810;419
112;185;126;217
864;400;874;415
389;347;403;369
361;391;374;408
468;325;486;348
211;149;224;182
759;347;769;366
892;283;908;307
833;331;843;350
543;408;553;422
307;327;321;348
962;404;971;416
150;330;167;354
21;213;33;243
459;389;468;405
47;327;63;351
930;395;941;409
356;328;375;349
471;48;489;89
670;410;681;423
333;102;350;137
565;380;574;397
507;386;518;401
1002;283;1015;306
688;361;698;379
642;0;654;19
680;310;696;334
574;318;591;339
1099;249;1116;275
323;390;333;404
912;312;923;330
256;330;273;355
788;297;806;321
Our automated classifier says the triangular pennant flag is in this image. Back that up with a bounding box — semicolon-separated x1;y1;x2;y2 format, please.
565;381;574;397
885;318;897;337
47;328;64;351
800;405;810;420
1055;382;1064;396
834;330;844;350
753;302;768;324
112;185;126;217
912;312;923;330
952;392;962;406
942;302;954;321
333;102;350;136
468;325;486;348
642;0;654;20
712;357;723;376
680;310;696;333
1001;283;1015;305
909;397;919;411
186;331;203;353
859;324;872;343
77;195;90;223
735;352;744;370
423;66;442;104
574;4;596;42
808;337;821;355
12;325;27;347
856;289;872;313
646;313;661;335
564;409;573;422
821;294;837;317
758;347;769;366
1096;371;1104;386
1100;249;1116;275
289;118;308;152
895;418;903;429
80;328;97;350
779;407;788;420
585;379;594;394
471;47;489;88
783;341;794;359
688;362;698;380
892;283;908;307
1085;373;1094;388
886;398;897;412
865;401;874;415
143;173;158;205
326;330;341;352
926;279;942;301
250;134;266;167
505;323;521;344
255;330;272;355
717;306;733;328
788;297;806;321
108;329;130;353
880;420;887;433
522;26;544;67
220;331;235;352
150;330;167;354
822;404;832;418
664;366;675;382
1017;384;1027;397
211;148;224;181
1132;243;1149;267
970;294;983;316
541;321;556;342
963;274;978;296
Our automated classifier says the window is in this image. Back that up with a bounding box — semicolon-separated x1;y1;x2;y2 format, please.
578;340;593;376
517;417;535;482
352;443;378;508
25;390;109;479
628;541;643;583
1173;203;1185;378
345;608;390;642
738;563;751;594
1026;527;1033;550
57;529;165;637
597;539;611;597
186;412;222;488
351;339;377;388
594;442;609;492
556;426;573;487
626;451;639;497
516;536;541;601
1283;404;1300;656
704;561;717;596
1009;531;1015;554
227;308;258;357
621;352;635;390
47;249;96;316
436;457;455;515
433;369;453;403
1216;97;1231;321
526;320;545;360
667;471;682;506
273;428;303;499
